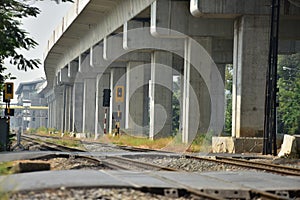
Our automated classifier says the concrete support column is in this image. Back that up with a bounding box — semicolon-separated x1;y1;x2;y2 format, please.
95;73;110;139
47;95;55;129
109;68;126;134
63;85;72;132
47;101;51;128
62;86;67;133
51;100;56;129
72;82;84;133
149;51;173;139
182;37;213;143
125;61;150;136
217;63;226;132
54;88;63;131
82;77;97;135
232;15;270;138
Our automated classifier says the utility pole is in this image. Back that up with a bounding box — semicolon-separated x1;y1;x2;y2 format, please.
263;0;280;155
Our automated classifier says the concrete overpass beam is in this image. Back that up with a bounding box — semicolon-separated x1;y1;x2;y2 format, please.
59;67;70;84
151;0;187;37
212;38;233;64
104;35;126;62
232;15;270;138
151;0;234;38
149;51;173;139
280;19;300;40
68;61;79;79
190;0;270;17
279;40;300;54
92;43;108;68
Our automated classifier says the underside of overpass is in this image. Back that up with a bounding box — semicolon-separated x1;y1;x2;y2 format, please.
43;0;300;153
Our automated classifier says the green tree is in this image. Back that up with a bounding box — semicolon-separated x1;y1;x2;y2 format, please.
0;0;41;89
277;53;300;135
224;64;233;135
172;76;180;135
0;0;72;89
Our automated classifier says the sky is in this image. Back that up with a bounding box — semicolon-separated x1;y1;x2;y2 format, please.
5;1;72;102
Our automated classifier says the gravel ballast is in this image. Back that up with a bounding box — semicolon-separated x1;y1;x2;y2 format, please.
9;188;193;200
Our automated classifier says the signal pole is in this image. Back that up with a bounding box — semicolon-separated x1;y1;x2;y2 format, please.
264;0;280;155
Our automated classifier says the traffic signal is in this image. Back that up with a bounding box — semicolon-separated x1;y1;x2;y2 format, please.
3;82;14;102
103;89;111;107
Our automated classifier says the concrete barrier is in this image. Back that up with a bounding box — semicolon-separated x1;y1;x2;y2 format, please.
278;134;300;158
212;137;264;153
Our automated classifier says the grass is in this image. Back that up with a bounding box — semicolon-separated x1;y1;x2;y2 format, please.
100;133;212;153
29;127;212;153
101;134;173;150
26;127;84;150
0;162;14;175
46;138;84;149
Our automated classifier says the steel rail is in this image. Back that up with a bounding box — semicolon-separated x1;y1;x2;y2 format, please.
21;135;85;152
185;155;300;176
216;156;300;173
19;134;293;199
105;156;178;171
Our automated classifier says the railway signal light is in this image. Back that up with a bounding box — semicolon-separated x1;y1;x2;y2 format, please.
103;89;111;107
3;82;14;102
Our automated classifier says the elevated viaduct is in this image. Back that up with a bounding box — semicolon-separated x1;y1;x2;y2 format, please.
43;0;300;153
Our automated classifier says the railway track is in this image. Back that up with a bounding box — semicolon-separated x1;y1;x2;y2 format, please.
103;156;178;171
185;154;300;176
21;135;85;152
20;135;225;199
11;134;300;199
22;134;300;176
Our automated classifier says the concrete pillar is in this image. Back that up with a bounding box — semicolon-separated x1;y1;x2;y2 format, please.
68;85;73;132
232;15;270;138
182;37;226;143
95;73;110;139
182;37;212;143
149;51;173;139
125;61;150;136
51;100;55;129
63;85;72;132
48;97;54;129
109;68;126;134
82;77;97;135
47;101;51;128
54;87;63;131
72;82;84;133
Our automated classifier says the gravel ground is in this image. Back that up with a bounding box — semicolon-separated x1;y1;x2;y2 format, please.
82;142;129;153
132;156;252;172
50;157;108;170
6;136;299;200
9;188;193;200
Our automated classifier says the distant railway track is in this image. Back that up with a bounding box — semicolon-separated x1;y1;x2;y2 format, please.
21;134;85;152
